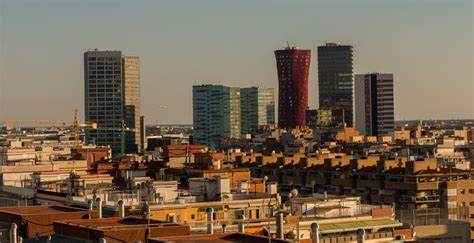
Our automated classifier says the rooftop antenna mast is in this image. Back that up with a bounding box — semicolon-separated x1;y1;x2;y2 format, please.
286;41;291;49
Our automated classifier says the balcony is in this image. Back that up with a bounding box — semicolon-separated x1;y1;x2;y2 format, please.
384;181;439;191
357;180;383;189
416;182;438;190
370;194;382;203
306;176;329;186
330;178;356;187
382;194;397;203
281;175;303;186
399;195;440;203
384;181;415;190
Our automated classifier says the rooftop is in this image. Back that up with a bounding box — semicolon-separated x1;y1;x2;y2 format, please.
150;233;292;243
0;205;88;216
55;217;181;230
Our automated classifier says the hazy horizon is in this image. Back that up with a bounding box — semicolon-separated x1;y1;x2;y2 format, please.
1;0;473;124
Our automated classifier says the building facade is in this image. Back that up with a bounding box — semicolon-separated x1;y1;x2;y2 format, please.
192;85;241;148
122;56;142;153
240;87;275;134
275;46;312;129
84;50;141;153
355;73;395;137
318;43;354;127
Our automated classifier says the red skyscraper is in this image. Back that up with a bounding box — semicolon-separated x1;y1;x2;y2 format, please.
275;46;312;128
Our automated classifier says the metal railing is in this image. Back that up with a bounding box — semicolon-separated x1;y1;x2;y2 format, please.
399;195;440;203
395;207;469;226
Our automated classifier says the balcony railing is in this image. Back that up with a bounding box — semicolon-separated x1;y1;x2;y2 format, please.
399;195;440;203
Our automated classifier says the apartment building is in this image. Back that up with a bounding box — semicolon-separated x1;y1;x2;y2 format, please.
237;152;474;238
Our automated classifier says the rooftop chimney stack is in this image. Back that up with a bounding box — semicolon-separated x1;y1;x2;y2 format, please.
95;197;102;218
207;208;214;234
88;199;94;211
238;214;246;233
118;200;125;217
276;212;284;239
311;223;320;243
10;223;18;243
357;228;366;243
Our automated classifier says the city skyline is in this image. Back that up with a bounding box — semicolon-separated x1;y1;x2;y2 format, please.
1;0;473;124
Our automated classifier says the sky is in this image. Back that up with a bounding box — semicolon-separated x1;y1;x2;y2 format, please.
0;0;473;124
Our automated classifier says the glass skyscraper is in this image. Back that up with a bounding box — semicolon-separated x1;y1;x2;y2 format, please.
317;43;354;127
192;85;241;148
240;87;275;134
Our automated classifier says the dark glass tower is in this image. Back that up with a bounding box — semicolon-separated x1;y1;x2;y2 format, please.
275;46;312;129
317;43;354;127
355;73;395;137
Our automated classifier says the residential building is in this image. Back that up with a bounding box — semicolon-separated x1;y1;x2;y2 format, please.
275;46;312;129
355;73;395;137
53;217;190;242
84;50;141;154
317;43;354;127
241;87;275;134
0;205;97;239
192;85;241;148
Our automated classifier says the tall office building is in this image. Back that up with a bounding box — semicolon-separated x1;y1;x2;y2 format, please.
122;56;142;153
318;43;354;127
275;46;312;129
192;85;241;148
355;73;395;137
84;50;141;153
240;87;275;134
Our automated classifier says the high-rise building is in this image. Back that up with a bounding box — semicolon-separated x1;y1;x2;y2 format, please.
355;73;395;137
318;43;354;127
122;56;141;153
192;85;241;148
84;50;141;153
240;87;275;134
275;46;312;129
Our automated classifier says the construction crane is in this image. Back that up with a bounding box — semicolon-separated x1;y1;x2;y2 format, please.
73;109;97;147
76;111;135;154
1;119;74;127
92;120;135;155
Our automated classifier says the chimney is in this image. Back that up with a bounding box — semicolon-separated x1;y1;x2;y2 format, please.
238;215;246;233
276;212;284;239
206;208;214;234
99;238;107;243
10;223;17;243
95;197;102;218
357;228;366;243
222;223;227;233
117;200;125;217
88;199;94;211
311;223;319;243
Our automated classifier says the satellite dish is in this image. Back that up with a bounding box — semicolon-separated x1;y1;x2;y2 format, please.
290;189;299;198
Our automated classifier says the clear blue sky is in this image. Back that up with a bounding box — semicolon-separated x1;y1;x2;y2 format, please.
1;0;473;124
